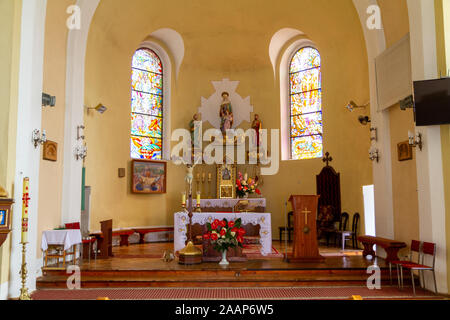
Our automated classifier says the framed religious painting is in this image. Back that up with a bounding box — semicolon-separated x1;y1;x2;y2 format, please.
43;140;58;161
131;160;167;194
216;164;236;199
397;141;413;161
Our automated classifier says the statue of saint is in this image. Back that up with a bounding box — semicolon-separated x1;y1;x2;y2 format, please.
189;113;201;148
251;114;262;147
219;92;233;135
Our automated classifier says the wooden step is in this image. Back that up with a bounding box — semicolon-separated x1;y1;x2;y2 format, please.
37;268;403;289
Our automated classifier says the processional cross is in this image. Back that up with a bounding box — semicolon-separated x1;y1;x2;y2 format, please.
302;207;312;234
323;152;333;167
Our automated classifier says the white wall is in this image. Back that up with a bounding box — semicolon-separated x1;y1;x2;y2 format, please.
8;0;47;298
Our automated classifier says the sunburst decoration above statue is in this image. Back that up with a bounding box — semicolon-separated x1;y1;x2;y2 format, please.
198;79;253;129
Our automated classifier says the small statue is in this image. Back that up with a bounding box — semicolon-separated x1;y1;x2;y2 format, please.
219;92;233;135
189;113;202;147
251;114;262;147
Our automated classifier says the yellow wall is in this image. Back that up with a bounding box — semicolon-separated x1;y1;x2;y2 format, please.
435;0;450;294
389;106;419;252
36;0;74;258
83;0;372;236
378;0;410;48
0;0;21;286
378;1;420;255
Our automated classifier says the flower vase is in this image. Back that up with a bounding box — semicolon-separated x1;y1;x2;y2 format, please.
219;249;229;265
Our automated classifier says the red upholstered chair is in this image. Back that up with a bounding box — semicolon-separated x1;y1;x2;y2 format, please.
397;242;438;295
389;240;422;286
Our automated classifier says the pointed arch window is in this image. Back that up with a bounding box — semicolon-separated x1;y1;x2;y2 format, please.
130;48;163;160
289;47;323;160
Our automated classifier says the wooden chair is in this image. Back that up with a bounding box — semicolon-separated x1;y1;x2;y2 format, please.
350;213;360;249
279;211;294;242
334;212;349;247
396;241;438;295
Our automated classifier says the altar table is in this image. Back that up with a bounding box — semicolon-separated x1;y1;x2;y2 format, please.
193;198;266;212
174;212;272;256
41;229;82;251
41;229;82;268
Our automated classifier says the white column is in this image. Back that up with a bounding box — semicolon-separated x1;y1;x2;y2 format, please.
407;0;448;293
8;0;47;298
352;0;394;244
61;0;100;224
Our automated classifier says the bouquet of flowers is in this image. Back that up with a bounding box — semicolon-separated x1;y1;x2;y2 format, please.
203;218;246;252
236;172;261;198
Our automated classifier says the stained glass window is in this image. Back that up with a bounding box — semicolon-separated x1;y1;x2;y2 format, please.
289;47;323;160
131;48;163;160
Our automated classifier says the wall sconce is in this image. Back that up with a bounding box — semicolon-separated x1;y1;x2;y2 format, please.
32;129;47;148
370;127;378;142
75;144;87;161
345;100;369;112
358;115;371;125
85;103;108;115
408;131;423;151
369;147;379;163
77;125;85;140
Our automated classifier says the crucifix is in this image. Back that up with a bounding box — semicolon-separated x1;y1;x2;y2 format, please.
302;207;311;234
323;152;333;167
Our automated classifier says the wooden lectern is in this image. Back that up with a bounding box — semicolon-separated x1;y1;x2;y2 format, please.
98;219;113;259
288;195;324;262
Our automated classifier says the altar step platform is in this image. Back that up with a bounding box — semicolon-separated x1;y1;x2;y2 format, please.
36;243;406;289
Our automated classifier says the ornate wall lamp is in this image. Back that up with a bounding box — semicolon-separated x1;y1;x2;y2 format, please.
369;147;379;163
32;129;47;148
75;144;87;161
345;100;369;112
408;131;423;151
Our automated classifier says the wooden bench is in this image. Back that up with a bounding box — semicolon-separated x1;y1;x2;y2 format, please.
358;235;407;262
133;227;175;244
112;230;135;246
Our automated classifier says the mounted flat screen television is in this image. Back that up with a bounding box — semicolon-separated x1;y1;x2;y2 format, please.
413;78;450;126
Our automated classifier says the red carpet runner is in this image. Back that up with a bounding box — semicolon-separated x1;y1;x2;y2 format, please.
31;286;443;300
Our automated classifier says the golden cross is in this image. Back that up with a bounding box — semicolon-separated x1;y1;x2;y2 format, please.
302;207;311;225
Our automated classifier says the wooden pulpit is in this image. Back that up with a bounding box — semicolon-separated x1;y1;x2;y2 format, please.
98;219;113;259
288;195;324;262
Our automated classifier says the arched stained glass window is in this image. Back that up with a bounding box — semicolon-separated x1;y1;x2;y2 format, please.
131;48;163;160
289;47;323;160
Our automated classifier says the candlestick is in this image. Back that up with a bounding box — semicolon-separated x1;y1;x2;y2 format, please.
21;178;30;243
181;191;186;208
19;242;31;300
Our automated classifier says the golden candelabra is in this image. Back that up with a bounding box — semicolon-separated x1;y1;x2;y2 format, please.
19;242;31;300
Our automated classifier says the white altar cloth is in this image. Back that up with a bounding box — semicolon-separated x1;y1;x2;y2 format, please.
174;212;272;256
41;229;82;251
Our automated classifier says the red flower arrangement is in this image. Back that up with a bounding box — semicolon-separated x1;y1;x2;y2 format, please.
203;218;246;252
236;172;261;198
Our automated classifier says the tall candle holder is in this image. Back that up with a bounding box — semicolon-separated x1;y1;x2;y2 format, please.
179;167;202;265
19;177;31;300
208;174;212;199
19;242;31;300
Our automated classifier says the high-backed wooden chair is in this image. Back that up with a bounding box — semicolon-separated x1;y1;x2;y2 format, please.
350;213;360;249
279;211;294;242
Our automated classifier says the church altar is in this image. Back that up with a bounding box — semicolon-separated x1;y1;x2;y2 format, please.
174;211;272;256
193;198;266;212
